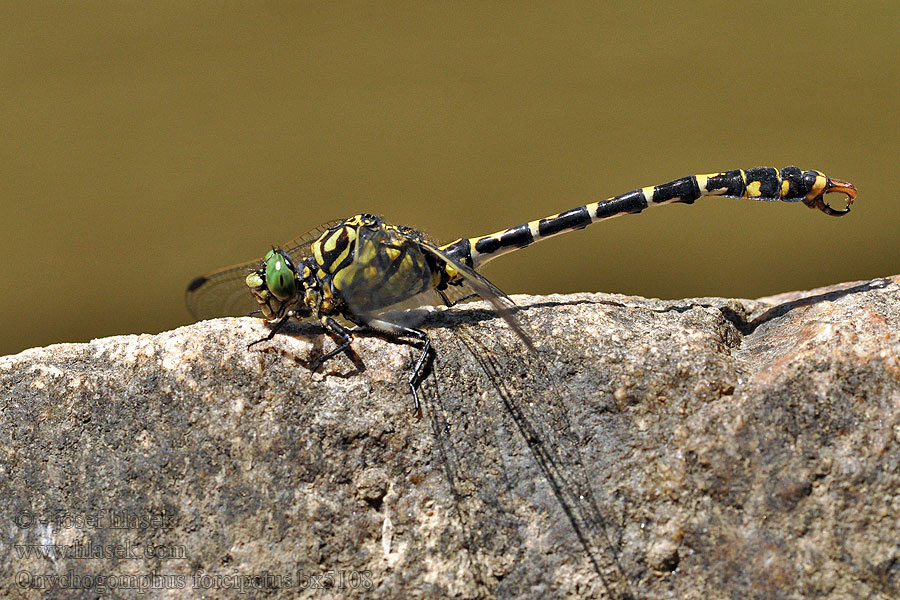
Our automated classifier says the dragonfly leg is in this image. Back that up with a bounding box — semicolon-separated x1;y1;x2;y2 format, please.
363;318;435;414
247;314;291;349
310;317;355;372
407;331;433;415
438;288;478;307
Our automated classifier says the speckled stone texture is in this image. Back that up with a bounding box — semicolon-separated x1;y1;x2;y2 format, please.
2;275;898;599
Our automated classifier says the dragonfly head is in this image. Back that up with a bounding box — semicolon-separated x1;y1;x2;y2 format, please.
245;248;299;320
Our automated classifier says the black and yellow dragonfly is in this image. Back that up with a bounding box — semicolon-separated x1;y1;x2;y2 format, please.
186;166;856;407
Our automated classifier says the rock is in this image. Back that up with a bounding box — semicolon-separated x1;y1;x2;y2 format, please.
1;275;899;599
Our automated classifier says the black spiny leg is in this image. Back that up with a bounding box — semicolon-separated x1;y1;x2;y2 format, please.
310;317;356;371
406;328;434;415
308;317;434;411
363;318;436;414
248;313;291;349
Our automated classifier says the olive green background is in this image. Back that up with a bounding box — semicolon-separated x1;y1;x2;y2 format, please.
2;2;897;356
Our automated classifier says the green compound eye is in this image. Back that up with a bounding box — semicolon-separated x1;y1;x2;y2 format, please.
264;249;296;301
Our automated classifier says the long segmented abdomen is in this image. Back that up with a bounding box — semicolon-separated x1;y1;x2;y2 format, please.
442;166;856;269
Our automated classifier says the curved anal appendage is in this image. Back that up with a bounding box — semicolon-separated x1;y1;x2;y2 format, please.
809;177;857;217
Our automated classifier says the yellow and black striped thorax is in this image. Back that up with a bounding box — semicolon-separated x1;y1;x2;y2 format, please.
310;214;367;280
310;214;448;316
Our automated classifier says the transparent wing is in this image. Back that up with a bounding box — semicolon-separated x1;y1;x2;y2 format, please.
185;220;343;321
339;224;535;352
281;219;344;263
337;224;436;321
433;279;481;307
185;258;262;320
416;241;536;352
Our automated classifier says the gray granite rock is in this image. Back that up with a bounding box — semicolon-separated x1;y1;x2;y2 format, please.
2;275;899;599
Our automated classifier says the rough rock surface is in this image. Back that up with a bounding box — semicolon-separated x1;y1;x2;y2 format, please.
2;275;899;599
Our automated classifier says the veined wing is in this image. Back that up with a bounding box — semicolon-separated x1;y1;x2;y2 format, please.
422;325;636;598
185;220;343;321
337;225;535;353
416;240;536;353
186;256;265;320
335;223;436;321
281;219;345;263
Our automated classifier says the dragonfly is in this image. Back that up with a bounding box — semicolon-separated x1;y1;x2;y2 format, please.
186;166;856;408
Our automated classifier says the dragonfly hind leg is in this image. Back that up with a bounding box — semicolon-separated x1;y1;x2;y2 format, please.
360;317;435;414
311;316;434;412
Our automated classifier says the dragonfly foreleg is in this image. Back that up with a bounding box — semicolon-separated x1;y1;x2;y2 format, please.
248;314;291;349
